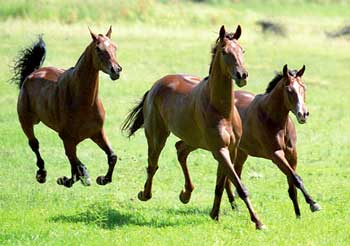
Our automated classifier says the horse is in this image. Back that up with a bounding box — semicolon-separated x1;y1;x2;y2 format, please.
12;27;122;188
122;25;265;229
225;64;321;216
174;64;321;218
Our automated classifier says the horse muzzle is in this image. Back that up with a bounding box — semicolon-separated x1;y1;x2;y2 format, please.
233;70;248;87
296;111;309;124
109;65;122;81
236;79;247;88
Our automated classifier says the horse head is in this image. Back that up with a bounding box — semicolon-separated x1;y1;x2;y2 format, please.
215;25;248;87
89;26;122;80
282;64;309;124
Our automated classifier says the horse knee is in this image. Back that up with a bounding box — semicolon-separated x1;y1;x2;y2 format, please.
236;184;249;199
293;174;304;189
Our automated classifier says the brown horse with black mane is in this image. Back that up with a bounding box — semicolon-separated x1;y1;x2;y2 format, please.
123;25;265;229
175;64;321;218
12;27;122;188
225;64;321;216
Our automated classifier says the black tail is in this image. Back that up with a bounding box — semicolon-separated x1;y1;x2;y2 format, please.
11;35;46;89
122;91;149;137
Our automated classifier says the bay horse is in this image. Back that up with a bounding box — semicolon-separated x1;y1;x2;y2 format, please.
175;64;321;218
12;27;122;188
123;25;265;229
225;64;321;216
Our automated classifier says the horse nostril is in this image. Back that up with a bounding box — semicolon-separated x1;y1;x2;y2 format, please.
118;66;122;72
242;72;248;79
306;112;310;116
236;71;242;80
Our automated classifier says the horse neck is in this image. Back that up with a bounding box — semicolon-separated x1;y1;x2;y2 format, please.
71;44;99;106
207;52;234;119
261;79;289;125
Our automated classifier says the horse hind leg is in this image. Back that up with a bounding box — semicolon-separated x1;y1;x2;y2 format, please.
138;118;169;201
175;140;196;204
19;113;47;183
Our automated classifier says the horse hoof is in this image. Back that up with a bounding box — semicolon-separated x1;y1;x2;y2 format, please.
36;169;47;184
57;176;68;186
179;189;191;204
256;223;267;230
230;201;238;210
310;203;321;212
210;210;219;221
57;176;72;188
96;176;111;185
138;191;151;201
80;175;91;186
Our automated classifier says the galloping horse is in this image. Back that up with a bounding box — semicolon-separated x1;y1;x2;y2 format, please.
12;27;122;188
123;25;265;229
225;64;321;216
175;64;321;218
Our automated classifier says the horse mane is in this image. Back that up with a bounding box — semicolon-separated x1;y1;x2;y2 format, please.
208;32;235;75
265;69;297;93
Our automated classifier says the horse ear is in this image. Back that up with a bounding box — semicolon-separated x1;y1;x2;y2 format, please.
233;25;242;40
283;64;289;78
219;25;226;41
296;65;306;77
106;26;112;38
88;27;98;42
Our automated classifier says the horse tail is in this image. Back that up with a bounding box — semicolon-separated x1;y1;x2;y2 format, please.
122;91;149;137
11;35;46;89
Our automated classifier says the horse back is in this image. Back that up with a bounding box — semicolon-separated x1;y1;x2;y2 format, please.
27;67;65;83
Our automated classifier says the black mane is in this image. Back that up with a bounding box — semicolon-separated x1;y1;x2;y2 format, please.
265;69;297;93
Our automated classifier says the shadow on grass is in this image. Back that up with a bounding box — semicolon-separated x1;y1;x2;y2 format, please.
49;202;210;229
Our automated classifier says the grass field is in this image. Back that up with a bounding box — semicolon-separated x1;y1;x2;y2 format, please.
1;1;350;245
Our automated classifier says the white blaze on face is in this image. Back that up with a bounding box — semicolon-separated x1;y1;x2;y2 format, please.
292;80;305;114
104;40;110;48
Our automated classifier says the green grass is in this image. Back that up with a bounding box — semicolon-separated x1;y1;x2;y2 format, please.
1;1;350;245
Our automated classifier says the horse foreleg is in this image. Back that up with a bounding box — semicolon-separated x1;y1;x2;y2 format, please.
57;139;91;188
272;150;321;214
213;147;265;230
91;129;117;185
225;149;248;210
175;141;196;204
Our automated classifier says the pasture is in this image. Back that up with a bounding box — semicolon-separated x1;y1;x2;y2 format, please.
0;0;350;245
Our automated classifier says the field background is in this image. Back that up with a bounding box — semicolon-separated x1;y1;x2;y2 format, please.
0;0;349;245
